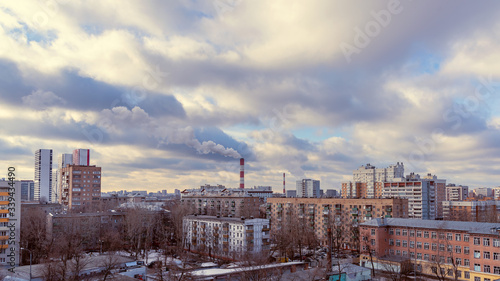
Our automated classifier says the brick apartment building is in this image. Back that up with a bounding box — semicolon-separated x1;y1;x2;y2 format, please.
183;215;270;260
58;165;101;210
443;200;500;223
180;193;261;218
266;198;408;247
360;218;500;281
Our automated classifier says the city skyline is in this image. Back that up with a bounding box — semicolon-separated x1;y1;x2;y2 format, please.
2;1;500;192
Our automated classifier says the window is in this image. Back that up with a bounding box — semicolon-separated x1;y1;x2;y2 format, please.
447;233;453;240
439;232;445;240
402;229;407;236
494;266;500;274
464;271;470;279
456;233;461;241
371;239;375;246
389;249;395;255
440;256;445;263
474;264;480;271
396;240;401;247
424;231;429;238
440;244;445;251
417;253;422;260
464;246;470;254
493;238;500;247
396;250;401;256
371;229;375;235
456;270;462;278
464;234;470;242
474;250;481;258
484;238;490;246
424;254;429;260
447;244;453;252
484;251;490;259
474;277;480;281
432;243;437;251
484;265;490;273
431;231;437;239
417;242;422;249
474;237;480;245
410;230;415;237
389;239;394;246
396;229;400;235
455;246;461;254
403;251;407;257
416;230;422;237
494;252;499;260
410;241;415;248
464;258;470;266
447;257;452;264
431;254;436;261
403;240;407;247
424;242;429;250
410;252;415;258
456;258;461;265
389;228;394;235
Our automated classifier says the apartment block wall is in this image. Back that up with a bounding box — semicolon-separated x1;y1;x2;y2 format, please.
0;180;21;268
59;165;101;210
360;219;500;281
183;215;270;260
443;201;500;222
181;196;261;218
266;198;408;247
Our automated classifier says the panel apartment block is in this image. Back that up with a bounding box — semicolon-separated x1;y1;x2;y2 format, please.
360;218;500;281
59;165;101;210
266;198;408;248
181;194;261;218
183;215;270;260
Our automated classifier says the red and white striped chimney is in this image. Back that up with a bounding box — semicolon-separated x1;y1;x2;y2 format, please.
239;158;244;189
283;173;286;194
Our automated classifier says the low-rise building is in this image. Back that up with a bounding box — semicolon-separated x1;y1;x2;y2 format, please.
443;200;500;222
360;218;500;281
183;215;270;260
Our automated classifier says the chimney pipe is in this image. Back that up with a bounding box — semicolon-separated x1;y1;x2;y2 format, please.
283;173;286;195
240;158;244;189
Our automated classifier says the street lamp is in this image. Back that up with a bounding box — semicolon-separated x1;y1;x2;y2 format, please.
20;247;32;281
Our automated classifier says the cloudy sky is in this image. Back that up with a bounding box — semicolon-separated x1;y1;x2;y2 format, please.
1;0;500;193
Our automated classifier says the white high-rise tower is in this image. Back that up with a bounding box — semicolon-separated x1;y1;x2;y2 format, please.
34;149;53;202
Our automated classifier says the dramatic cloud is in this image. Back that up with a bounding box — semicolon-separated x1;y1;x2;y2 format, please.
2;0;500;191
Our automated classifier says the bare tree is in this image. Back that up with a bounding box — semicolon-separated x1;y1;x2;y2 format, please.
430;227;459;281
99;253;122;281
380;256;412;281
20;207;50;264
360;233;376;278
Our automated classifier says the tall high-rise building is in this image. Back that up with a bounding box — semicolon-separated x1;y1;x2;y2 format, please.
296;179;320;198
34;149;53;202
60;153;73;168
59;165;101;210
20;180;35;201
445;184;469;201
343;162;404;198
73;149;90;166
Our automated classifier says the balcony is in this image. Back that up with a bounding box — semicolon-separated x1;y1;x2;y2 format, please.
366;213;372;217
323;210;329;215
246;229;254;233
386;207;392;212
262;227;270;232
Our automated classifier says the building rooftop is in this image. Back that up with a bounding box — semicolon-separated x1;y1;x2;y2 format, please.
360;218;500;235
184;215;268;223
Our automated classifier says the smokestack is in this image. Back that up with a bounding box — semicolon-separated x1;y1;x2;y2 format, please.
283;173;286;195
240;158;244;189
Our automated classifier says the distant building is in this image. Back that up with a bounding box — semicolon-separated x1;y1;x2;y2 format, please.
0;180;21;267
474;187;493;198
360;218;500;281
342;162;405;198
183;215;270;260
494;187;500;200
286;190;297;198
446;184;469;201
247;186;273;202
443;200;500;222
73;149;90;166
181;191;261;218
34;149;53;202
325;189;338;198
20;180;35;201
59;165;101;210
296;179;320;198
60;153;73;168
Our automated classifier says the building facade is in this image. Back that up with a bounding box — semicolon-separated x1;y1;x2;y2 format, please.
446;184;469;201
34;149;53;202
342;163;405;199
266;197;408;247
443;200;500;223
59;165;102;210
20;180;34;201
381;173;446;220
360;218;500;281
73;149;90;166
296;179;320;198
180;192;261;218
183;215;270;260
0;180;21;268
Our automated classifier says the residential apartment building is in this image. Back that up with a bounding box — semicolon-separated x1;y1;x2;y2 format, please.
183;215;270;260
443;200;500;223
360;218;500;281
0;180;21;268
73;148;90;166
266;197;408;247
381;173;446;220
58;165;102;210
493;187;500;200
180;191;261;218
446;184;469;201
296;179;320;198
34;149;53;202
474;188;493;198
342;163;405;199
20;180;34;201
